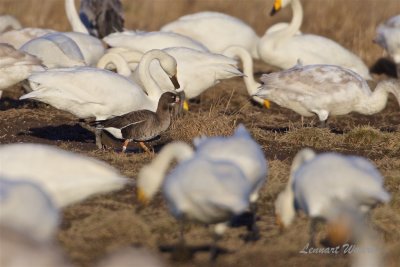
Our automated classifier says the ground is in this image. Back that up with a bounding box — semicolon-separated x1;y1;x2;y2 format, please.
0;0;399;266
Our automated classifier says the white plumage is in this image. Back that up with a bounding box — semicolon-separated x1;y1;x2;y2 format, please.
0;144;128;208
0;15;22;33
0;28;55;49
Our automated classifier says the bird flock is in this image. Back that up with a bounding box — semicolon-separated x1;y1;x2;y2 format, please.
0;0;399;266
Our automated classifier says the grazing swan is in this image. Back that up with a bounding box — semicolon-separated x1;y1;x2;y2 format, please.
65;0;124;38
20;33;86;68
375;15;400;77
0;28;55;49
92;92;179;153
223;46;270;108
0;44;44;98
137;141;251;259
255;64;400;125
258;0;371;80
0;15;22;33
103;31;209;53
161;11;260;59
275;148;390;245
0;143;128;208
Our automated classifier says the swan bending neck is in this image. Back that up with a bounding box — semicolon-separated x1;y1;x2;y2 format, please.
65;0;89;34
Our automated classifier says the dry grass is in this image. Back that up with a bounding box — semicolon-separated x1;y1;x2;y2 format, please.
1;0;400;267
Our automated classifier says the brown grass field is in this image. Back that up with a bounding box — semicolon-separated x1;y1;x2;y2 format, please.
1;0;400;266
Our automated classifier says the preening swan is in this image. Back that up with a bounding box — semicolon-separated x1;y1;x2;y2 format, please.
65;0;124;38
103;31;209;53
275;148;390;245
137;141;251;259
0;143;128;208
258;0;371;80
0;28;55;49
223;46;270;108
0;43;44;98
255;64;400;125
0;15;22;33
375;15;400;77
20;33;86;68
161;11;260;59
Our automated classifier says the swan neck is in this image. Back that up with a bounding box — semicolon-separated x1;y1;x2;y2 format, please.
97;53;132;77
138;51;164;99
65;0;89;34
356;81;399;114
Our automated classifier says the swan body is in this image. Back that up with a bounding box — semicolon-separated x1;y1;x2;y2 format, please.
20;67;161;120
255;64;400;122
259;0;371;80
20;33;86;68
103;30;209;53
375;15;400;77
0;27;55;49
138;141;251;228
194;124;267;203
0;15;22;33
0;143;128;208
275;148;390;230
65;0;124;38
0;44;44;97
161;11;260;59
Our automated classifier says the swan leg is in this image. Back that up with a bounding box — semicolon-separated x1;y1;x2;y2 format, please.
244;202;260;242
210;222;227;262
309;218;321;247
122;139;130;153
171;219;192;261
95;128;104;149
318;120;327;128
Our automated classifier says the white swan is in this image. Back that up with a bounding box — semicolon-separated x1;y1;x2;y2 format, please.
161;11;260;59
20;33;86;68
65;0;124;38
137;141;251;257
223;46;270;108
0;143;128;208
103;31;209;53
275;148;390;244
0;27;55;49
375;15;400;77
255;64;400;124
258;0;371;80
0;15;22;33
0;43;44;98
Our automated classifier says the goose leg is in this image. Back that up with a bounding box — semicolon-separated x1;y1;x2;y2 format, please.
139;141;152;154
122;139;130;153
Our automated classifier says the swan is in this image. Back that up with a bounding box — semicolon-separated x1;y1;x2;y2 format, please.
258;0;371;80
161;11;260;59
374;15;400;77
65;0;124;38
0;15;22;33
0;28;55;49
0;43;45;98
103;31;209;53
137;141;251;259
223;46;271;108
275;148;390;245
255;64;400;125
0;143;128;208
20;33;86;68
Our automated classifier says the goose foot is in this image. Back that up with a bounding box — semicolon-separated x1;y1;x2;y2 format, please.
139;141;154;154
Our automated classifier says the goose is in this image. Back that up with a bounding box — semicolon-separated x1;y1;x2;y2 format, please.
137;141;251;260
92;92;179;153
258;0;371;80
275;148;390;245
0;43;45;98
194;124;268;239
0;143;128;208
20;32;86;68
374;15;400;77
255;63;400;126
223;46;270;108
0;27;55;49
161;11;260;59
103;31;209;53
0;15;22;33
65;0;124;38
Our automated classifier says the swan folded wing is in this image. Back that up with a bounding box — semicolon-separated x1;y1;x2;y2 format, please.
42;33;85;63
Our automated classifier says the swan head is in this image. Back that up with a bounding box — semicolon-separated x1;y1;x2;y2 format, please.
270;0;291;16
155;50;180;90
274;188;296;230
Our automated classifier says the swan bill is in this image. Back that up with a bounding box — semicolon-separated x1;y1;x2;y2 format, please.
183;100;189;111
170;74;180;89
137;187;149;205
270;0;282;16
263;99;271;109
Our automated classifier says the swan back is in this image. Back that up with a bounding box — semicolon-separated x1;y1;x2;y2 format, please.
63;32;106;66
0;15;22;33
0;143;128;208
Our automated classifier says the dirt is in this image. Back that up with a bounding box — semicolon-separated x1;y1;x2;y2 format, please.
1;0;400;267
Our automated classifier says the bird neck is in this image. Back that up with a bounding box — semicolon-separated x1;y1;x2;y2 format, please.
97;53;132;76
137;50;166;99
65;0;89;34
355;80;400;115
